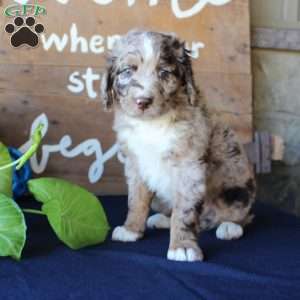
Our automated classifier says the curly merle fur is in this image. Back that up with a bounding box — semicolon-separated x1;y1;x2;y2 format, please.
101;30;256;262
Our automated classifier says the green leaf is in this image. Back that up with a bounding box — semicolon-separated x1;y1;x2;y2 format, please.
0;194;27;260
0;143;13;197
28;178;110;250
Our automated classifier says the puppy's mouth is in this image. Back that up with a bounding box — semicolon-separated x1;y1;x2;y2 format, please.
120;96;170;119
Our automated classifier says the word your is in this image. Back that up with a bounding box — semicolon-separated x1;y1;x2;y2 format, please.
5;4;46;17
19;114;119;184
54;0;232;19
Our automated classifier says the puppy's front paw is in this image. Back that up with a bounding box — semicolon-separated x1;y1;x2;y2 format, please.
167;247;204;262
112;226;142;242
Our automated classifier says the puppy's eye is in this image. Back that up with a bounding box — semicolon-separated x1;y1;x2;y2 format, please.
158;69;172;79
119;66;136;78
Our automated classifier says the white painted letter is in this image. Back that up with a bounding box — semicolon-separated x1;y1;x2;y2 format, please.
127;0;135;6
68;71;85;94
41;33;68;52
82;68;101;99
93;0;113;5
90;35;105;54
55;0;69;4
107;35;121;50
149;0;159;6
70;23;89;53
191;41;205;59
171;0;231;19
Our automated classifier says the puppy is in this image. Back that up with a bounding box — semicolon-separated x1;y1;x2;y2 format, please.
101;30;256;262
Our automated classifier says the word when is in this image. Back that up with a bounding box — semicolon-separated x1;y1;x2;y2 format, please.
19;114;119;184
41;24;120;54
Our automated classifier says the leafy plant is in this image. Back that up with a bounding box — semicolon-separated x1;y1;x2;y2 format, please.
0;143;13;197
28;178;110;250
0;126;110;260
0;145;26;260
0;194;26;260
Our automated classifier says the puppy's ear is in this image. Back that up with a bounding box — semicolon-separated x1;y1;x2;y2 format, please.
173;40;200;106
100;56;115;111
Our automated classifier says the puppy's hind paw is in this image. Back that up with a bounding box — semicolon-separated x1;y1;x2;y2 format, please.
216;222;243;240
147;213;170;229
112;226;142;242
167;247;204;262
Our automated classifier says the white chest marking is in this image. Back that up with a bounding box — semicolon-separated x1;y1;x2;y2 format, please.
120;114;180;203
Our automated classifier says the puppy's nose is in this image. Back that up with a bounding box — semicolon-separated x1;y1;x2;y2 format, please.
135;97;153;111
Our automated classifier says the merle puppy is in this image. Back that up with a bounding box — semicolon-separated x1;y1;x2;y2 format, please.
101;30;255;262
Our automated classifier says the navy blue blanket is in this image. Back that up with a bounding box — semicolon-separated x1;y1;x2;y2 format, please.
1;196;300;300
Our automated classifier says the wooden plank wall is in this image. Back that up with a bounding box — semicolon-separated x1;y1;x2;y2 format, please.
0;0;252;194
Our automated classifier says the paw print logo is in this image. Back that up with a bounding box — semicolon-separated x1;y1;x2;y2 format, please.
5;16;44;48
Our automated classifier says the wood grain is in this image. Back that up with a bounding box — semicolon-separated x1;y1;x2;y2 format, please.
0;0;252;194
0;0;251;73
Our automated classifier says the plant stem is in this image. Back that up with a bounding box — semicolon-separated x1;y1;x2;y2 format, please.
0;158;21;171
23;209;46;216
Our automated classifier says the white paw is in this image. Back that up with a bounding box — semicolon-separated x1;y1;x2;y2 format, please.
216;222;243;240
167;247;204;262
147;213;170;229
112;226;141;242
